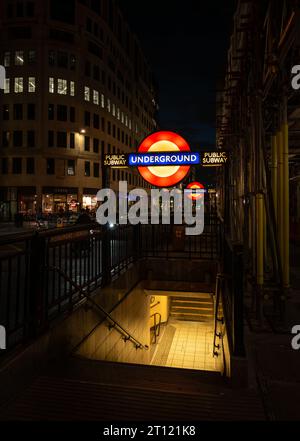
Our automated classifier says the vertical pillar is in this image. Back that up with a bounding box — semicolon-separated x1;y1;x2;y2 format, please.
36;185;42;215
256;193;264;286
282;118;290;288
276;129;284;260
271;135;278;222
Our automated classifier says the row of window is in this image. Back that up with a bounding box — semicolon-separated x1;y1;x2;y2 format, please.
6;1;35;19
1;154;150;187
2;103;36;120
1;127;135;151
1;157;35;175
83;85;135;130
2;131;35;148
4;77;36;94
1;76;153;131
1;157;100;178
3;50;36;67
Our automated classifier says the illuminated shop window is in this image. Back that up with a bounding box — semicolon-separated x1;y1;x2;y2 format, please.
49;77;55;93
84;86;90;101
101;93;105;108
28;77;36;93
93;90;99;105
15;51;24;65
14;77;23;93
70;81;75;96
58;79;67;95
4;78;10;94
4;52;10;67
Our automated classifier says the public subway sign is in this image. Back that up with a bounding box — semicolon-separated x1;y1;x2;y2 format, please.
202;151;228;167
103;154;128;168
134;131;194;187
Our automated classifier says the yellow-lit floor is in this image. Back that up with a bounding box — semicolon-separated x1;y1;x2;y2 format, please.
151;319;222;372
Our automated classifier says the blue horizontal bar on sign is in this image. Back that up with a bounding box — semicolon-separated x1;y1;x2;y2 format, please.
128;152;200;167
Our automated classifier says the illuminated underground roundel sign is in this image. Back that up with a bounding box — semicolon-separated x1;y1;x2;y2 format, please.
186;182;205;200
130;131;198;188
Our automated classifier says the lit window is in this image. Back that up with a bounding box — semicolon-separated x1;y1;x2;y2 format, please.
67;160;75;176
117;108;120;120
4;52;10;67
107;98;111;113
101;94;105;108
121;112;124;124
49;77;54;93
93;90;99;105
28;77;36;93
14;77;23;93
84;86;90;101
112;103;116;117
58;79;67;95
4;79;10;94
15;51;24;66
125;115;128;127
70;81;75;96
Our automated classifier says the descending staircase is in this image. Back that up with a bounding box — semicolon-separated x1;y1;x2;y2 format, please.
170;293;214;322
0;357;266;421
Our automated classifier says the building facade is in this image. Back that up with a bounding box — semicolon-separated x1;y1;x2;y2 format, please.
0;0;158;219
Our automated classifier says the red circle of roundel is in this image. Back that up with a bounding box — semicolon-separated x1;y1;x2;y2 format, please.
137;131;191;187
187;181;205;200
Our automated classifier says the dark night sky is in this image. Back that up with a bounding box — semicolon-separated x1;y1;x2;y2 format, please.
119;0;236;150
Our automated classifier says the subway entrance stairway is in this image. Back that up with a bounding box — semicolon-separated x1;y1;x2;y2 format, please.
0;218;270;421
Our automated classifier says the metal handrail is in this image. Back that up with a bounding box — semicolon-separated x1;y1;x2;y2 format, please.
213;274;225;357
46;265;149;350
150;312;161;344
150;301;160;309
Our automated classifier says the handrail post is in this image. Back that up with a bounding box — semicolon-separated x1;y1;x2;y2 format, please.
28;233;47;337
102;226;111;286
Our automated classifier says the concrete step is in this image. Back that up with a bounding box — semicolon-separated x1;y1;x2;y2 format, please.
171;305;213;312
0;357;266;421
170;313;213;322
170;294;214;322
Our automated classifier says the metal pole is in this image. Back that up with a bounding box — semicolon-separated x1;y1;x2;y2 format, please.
282;104;290;289
276;128;284;261
256;193;264;286
271;135;278;223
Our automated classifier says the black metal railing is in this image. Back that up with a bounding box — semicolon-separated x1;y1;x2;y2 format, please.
219;236;245;357
0;217;221;351
47;265;148;350
150;312;161;344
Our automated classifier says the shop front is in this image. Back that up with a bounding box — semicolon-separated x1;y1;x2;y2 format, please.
82;188;98;212
0;187;17;220
42;187;79;214
18;187;37;215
